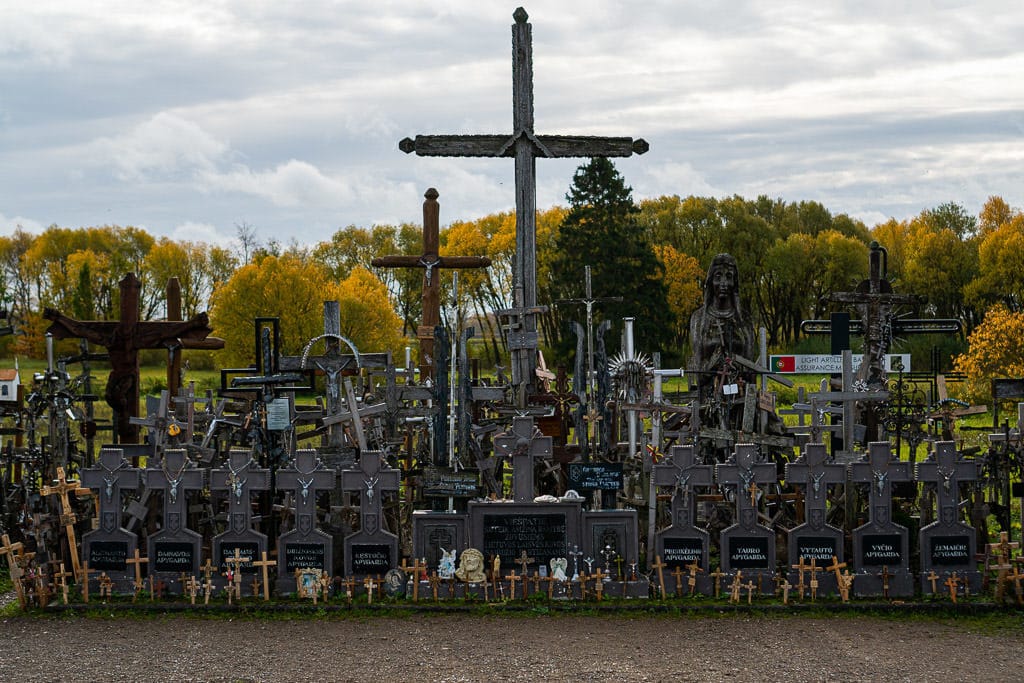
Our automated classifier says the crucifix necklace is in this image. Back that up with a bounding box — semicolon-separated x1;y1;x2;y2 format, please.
226;457;254;502
161;456;190;505
98;457;128;502
295;456;323;504
937;466;954;494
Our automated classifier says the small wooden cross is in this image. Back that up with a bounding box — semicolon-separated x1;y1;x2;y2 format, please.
0;533;28;608
52;563;73;605
747;481;760;507
791;557;808;600
364;576;377;605
709;566;726;599
40;467;91;581
126;549;149;602
926;570;940;595
839;571;854;603
808;558;823;602
200;558;217;584
686;560;704;596
401;557;425;602
185;574;199;605
505;570;519;600
429;571;442;602
671;566;685;596
545;575;555;600
743;579;757;605
530;571;542;595
342;576;358;602
593;568;605;601
251;551;275;601
80;562;97;604
826;556;849;602
224;549;246;604
1005;565;1024;606
781;578;792;605
98;572;114;599
878;565;894;599
579;572;589;601
203;575;214;605
729;571;743;604
514;550;535;577
945;572;960;604
651;555;667;600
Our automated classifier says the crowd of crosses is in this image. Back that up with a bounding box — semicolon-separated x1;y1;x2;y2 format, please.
1;9;1022;611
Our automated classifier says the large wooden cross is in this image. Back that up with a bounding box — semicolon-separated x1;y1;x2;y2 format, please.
44;272;220;442
40;466;91;581
399;8;648;401
371;188;491;382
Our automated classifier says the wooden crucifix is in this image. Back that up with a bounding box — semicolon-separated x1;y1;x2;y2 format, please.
399;8;648;402
371;188;491;383
494;415;553;502
44;272;221;442
41;466;91;581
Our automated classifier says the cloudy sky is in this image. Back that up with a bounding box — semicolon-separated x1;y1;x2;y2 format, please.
2;1;1022;248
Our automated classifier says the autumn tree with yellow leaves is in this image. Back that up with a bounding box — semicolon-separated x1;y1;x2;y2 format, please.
952;304;1024;405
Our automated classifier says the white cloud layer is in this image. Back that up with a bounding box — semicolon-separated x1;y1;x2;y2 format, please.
1;1;1022;243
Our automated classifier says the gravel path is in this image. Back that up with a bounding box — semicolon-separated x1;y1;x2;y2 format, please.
1;612;1020;682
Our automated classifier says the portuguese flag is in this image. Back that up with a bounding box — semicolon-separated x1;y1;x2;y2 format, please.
771;355;796;373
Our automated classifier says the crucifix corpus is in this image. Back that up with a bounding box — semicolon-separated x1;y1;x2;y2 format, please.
44;272;222;442
399;7;648;404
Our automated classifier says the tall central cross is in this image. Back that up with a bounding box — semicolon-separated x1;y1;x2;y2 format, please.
494;415;553;502
399;7;648;401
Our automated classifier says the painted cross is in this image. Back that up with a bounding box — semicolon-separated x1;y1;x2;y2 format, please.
716;444;777;532
849;441;913;528
146;448;204;580
653;445;714;530
399;8;647;399
371;188;491;383
494;415;553;502
43;272;219;442
785;443;846;530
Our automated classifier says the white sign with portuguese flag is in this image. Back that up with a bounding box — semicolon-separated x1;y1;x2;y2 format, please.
769;354;911;374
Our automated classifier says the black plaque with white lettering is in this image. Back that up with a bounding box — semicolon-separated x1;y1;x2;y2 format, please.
88;540;129;571
219;541;259;574
929;535;971;567
351;544;392;574
860;534;903;566
727;537;771;569
482;513;567;568
663;537;704;569
284;543;327;573
567;463;623;491
795;536;839;562
153;541;195;573
422;468;479;498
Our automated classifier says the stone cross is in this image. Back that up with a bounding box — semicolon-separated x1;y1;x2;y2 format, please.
494;415;553;502
849;441;913;527
399;8;648;400
40;467;91;581
916;441;977;524
211;449;271;539
44;272;219;442
80;448;140;537
716;444;777;532
277;450;336;531
653;445;714;529
340;450;400;536
785;443;846;530
371;188;491;382
147;448;204;533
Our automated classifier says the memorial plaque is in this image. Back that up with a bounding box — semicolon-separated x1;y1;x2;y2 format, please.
152;541;196;573
795;536;840;562
422;467;479;498
88;540;129;571
482;513;567;569
928;535;971;566
285;543;327;573
727;537;771;569
351;544;392;574
860;534;903;566
412;511;468;573
567;463;623;491
219;541;260;574
663;537;704;568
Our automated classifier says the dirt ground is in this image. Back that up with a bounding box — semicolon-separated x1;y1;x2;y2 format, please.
0;610;1021;682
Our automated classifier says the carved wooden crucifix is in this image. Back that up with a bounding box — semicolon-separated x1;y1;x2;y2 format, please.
399;8;647;402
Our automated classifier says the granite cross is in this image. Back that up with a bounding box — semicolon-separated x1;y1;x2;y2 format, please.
147;448;204;532
916;441;977;524
399;8;648;400
785;443;846;529
849;441;913;527
211;449;271;542
716;444;777;531
653;445;714;530
371;188;491;383
494;415;553;502
340;450;400;536
277;450;336;532
44;272;220;442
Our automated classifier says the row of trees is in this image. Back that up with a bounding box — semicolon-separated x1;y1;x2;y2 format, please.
1;161;1021;377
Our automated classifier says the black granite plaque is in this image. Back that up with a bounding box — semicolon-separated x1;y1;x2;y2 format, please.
482;513;567;567
351;544;392;574
153;541;195;573
727;537;771;569
88;540;129;571
795;536;839;562
219;541;259;574
860;534;903;566
567;463;623;491
285;542;327;573
422;468;479;498
928;535;971;567
663;537;703;568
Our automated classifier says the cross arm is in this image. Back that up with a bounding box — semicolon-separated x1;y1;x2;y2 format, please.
43;310;117;344
399;134;648;158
